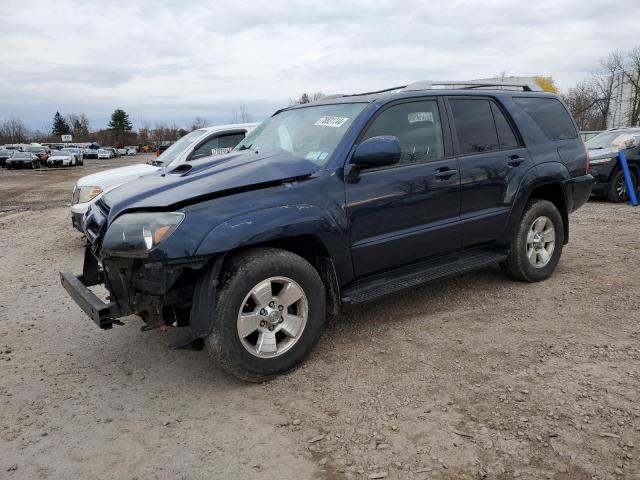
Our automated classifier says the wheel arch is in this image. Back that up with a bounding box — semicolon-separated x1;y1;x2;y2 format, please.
222;235;341;317
607;162;640;183
500;163;571;246
194;204;347;317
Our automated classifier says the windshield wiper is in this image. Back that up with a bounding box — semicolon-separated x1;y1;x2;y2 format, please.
236;144;253;151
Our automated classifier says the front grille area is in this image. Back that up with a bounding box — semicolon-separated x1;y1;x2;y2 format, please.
84;201;110;244
96;199;111;216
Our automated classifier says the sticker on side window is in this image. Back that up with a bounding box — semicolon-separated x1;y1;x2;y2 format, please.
211;147;232;156
408;112;434;123
315;116;349;128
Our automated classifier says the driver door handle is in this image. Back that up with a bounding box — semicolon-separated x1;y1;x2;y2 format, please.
434;168;457;180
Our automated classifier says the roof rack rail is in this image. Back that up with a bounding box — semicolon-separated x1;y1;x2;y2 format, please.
342;85;408;97
401;80;543;92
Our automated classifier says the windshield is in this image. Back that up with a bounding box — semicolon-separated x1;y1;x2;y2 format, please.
234;103;367;165
13;152;29;159
25;146;43;152
587;130;640;149
154;129;209;167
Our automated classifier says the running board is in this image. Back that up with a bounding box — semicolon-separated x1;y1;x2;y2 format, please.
342;251;507;305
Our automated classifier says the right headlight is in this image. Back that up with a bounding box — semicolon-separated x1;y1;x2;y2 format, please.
101;212;185;258
77;186;103;203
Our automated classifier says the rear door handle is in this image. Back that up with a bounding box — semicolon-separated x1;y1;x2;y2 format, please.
507;155;526;167
434;168;458;180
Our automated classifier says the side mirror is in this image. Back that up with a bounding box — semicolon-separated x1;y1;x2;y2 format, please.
351;136;401;169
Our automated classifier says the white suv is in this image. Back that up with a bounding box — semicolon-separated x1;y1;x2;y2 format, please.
70;123;258;231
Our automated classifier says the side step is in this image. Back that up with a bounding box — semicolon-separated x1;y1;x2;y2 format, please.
342;251;507;305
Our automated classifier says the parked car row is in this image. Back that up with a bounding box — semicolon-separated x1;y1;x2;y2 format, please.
69;123;257;230
84;147;137;160
1;144;138;169
60;81;595;382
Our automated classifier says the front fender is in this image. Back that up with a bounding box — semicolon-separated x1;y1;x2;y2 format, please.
194;204;351;281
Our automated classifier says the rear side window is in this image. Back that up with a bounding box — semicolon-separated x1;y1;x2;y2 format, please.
449;99;499;154
513;97;577;141
490;102;520;150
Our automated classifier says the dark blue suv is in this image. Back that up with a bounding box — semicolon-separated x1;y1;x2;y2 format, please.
61;81;593;381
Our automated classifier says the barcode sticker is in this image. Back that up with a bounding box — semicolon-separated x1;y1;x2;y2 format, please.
211;147;233;155
315;116;349;128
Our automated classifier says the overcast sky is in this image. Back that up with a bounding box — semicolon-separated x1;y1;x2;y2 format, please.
1;0;639;131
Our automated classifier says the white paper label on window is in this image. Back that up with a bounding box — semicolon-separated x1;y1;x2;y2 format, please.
315;116;349;128
408;112;434;123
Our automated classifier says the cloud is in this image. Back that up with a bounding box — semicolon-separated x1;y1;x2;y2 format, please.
1;0;638;129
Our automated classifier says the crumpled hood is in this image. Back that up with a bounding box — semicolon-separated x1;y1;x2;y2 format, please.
102;150;321;220
76;163;159;187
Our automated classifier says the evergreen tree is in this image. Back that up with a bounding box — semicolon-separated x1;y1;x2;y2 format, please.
108;109;133;137
52;111;71;136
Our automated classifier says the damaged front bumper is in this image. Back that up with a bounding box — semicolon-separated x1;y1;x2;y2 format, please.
60;271;119;329
60;245;213;333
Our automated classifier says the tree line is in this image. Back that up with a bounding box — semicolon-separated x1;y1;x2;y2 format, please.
0;104;255;146
563;45;640;130
7;55;637;147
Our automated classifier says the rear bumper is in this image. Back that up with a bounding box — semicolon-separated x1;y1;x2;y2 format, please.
60;271;119;329
566;174;593;212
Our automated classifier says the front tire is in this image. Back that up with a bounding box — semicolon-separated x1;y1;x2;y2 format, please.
201;248;326;382
500;199;564;282
607;169;637;203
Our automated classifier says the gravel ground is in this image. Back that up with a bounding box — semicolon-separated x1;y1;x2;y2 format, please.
0;154;150;213
0;172;639;479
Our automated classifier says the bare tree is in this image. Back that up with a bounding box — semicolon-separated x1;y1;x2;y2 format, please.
66;113;90;141
562;81;602;130
0;117;29;143
190;116;208;131
151;122;168;145
621;46;640;126
289;92;325;106
589;52;624;128
230;104;253;123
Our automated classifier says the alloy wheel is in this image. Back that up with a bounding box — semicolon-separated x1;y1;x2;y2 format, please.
236;276;308;358
526;216;556;268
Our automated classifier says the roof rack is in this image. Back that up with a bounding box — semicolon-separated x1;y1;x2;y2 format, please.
401;80;542;92
314;80;542;103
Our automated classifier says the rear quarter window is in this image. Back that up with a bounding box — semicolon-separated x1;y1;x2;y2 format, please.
512;97;577;141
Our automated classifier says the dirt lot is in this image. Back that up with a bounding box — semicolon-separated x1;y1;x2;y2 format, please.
0;166;639;479
0;154;151;213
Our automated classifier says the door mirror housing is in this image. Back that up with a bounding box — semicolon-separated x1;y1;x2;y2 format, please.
351;136;401;169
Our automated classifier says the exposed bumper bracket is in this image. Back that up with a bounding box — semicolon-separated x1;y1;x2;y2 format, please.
60;271;119;329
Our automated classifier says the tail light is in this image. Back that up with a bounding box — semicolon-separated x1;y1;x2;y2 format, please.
582;141;590;174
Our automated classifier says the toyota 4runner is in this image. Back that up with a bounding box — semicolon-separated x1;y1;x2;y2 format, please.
60;80;593;381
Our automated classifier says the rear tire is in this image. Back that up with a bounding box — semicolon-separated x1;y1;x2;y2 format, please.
607;169;637;203
500;199;564;282
201;248;326;382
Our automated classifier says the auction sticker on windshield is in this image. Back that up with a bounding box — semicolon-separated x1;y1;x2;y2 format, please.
315;116;349;128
